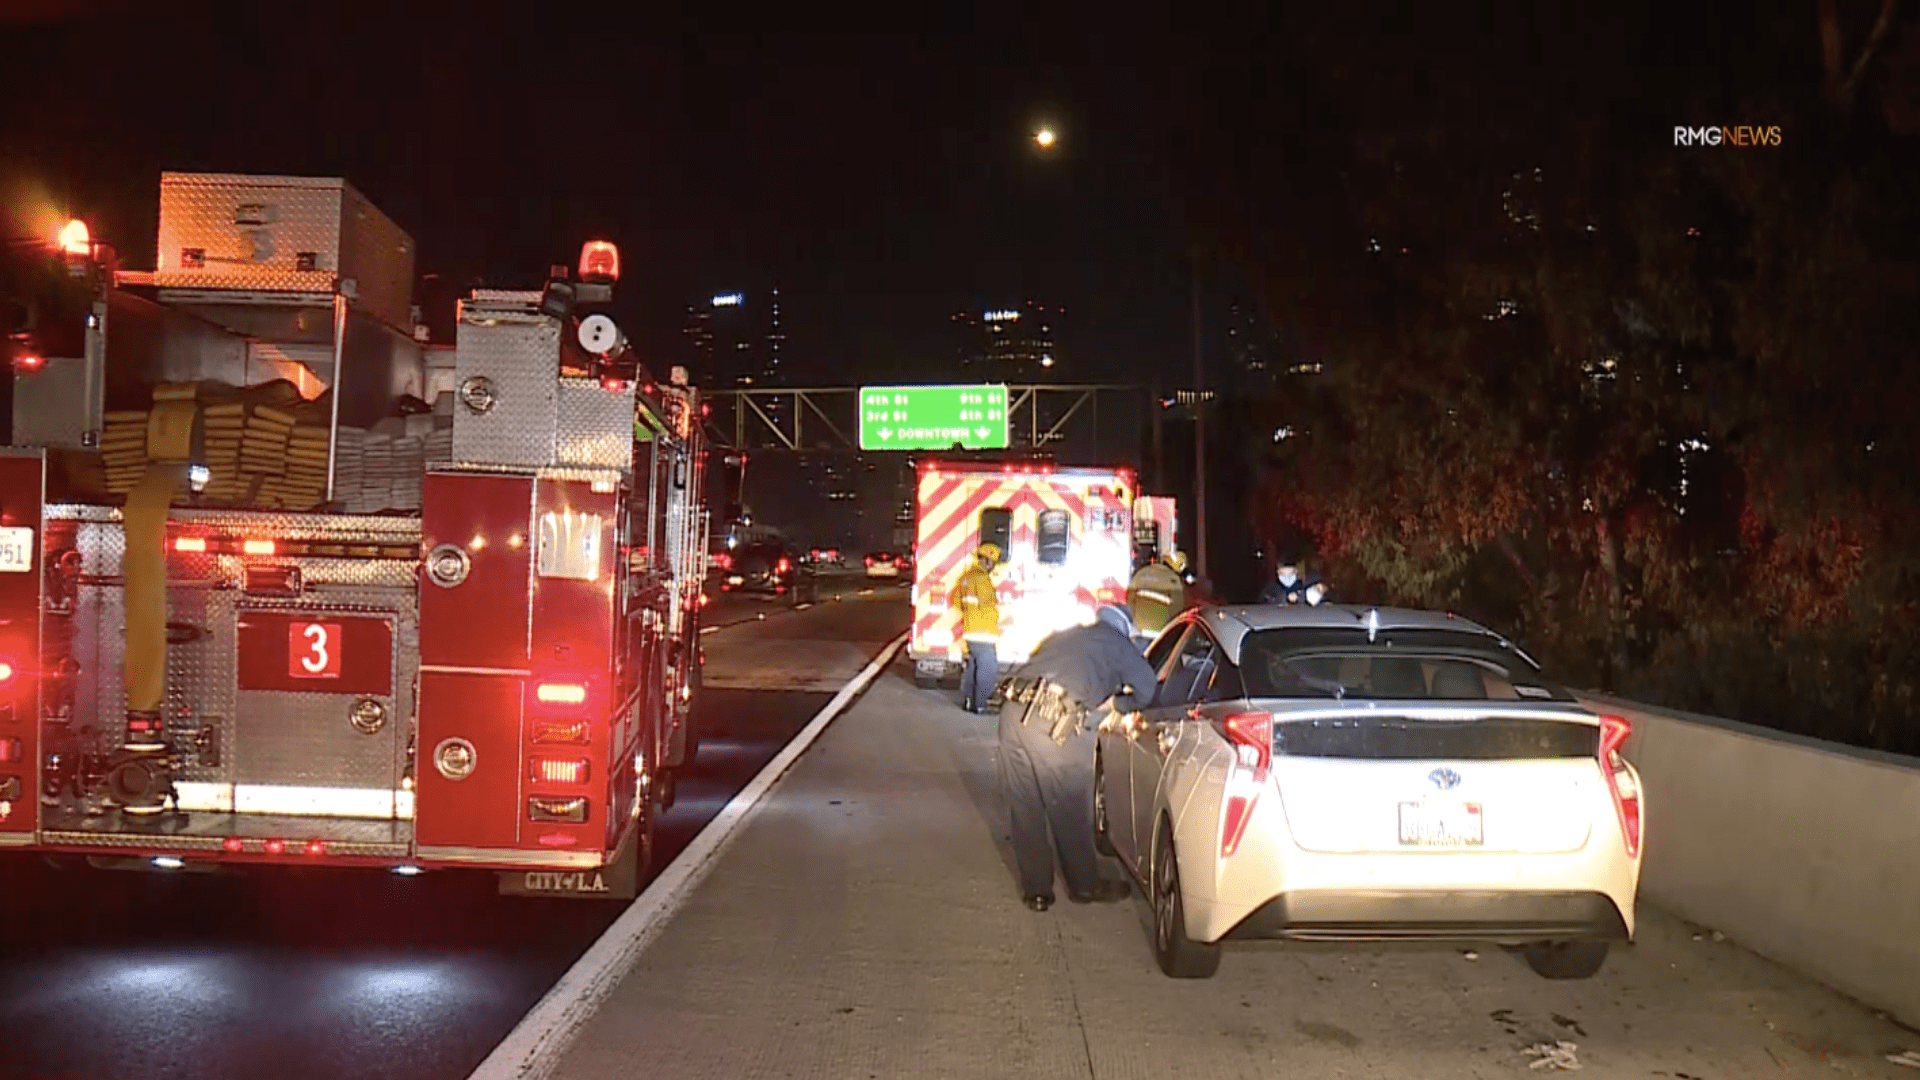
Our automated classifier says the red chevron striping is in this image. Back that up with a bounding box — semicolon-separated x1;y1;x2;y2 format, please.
917;476;1018;587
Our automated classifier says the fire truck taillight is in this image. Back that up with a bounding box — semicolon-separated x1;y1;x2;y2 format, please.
0;661;13;683
532;718;591;745
530;758;590;785
0;738;20;763
536;682;588;706
528;796;589;824
242;539;275;556
174;537;208;553
578;241;620;282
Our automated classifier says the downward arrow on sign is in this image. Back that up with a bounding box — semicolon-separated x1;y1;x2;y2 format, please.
975;426;989;439
879;429;893;440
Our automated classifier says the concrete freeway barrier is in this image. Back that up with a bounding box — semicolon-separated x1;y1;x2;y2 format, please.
1579;690;1920;1030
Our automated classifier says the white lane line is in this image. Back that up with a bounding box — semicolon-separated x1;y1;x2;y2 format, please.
699;626;719;635
467;631;910;1080
794;603;813;610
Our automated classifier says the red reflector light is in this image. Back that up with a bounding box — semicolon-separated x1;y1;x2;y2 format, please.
530;758;590;785
536;683;588;705
1221;795;1255;857
601;376;626;392
263;839;285;855
579;240;620;281
174;537;208;553
305;840;326;856
221;838;244;853
531;718;591;745
0;737;19;763
242;539;275;556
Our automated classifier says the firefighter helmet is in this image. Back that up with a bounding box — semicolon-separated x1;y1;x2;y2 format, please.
1163;550;1188;574
976;542;1001;564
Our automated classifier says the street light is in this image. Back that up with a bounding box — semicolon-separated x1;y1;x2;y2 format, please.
1034;127;1056;149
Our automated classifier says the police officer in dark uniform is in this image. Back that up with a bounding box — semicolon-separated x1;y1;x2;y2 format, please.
997;605;1156;911
1260;561;1306;605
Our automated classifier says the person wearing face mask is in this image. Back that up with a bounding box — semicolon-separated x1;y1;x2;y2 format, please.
1260;561;1306;605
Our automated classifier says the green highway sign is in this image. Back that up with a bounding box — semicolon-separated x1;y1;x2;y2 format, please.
859;384;1010;450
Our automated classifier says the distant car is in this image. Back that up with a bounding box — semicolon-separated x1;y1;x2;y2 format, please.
864;551;901;578
807;547;844;568
719;541;812;602
1096;604;1642;981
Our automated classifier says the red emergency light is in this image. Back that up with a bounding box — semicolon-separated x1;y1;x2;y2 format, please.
59;218;90;256
579;241;620;282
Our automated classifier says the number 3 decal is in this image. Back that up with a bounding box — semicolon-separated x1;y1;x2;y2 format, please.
301;623;330;674
289;622;343;679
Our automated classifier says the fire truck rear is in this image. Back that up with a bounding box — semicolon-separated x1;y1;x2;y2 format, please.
0;173;706;898
908;460;1135;687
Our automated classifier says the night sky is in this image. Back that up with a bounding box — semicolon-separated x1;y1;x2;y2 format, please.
1;2;1194;386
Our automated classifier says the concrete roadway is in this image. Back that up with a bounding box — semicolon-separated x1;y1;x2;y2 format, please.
541;613;1920;1080
0;584;906;1080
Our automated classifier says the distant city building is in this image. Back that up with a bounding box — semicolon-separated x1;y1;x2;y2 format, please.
954;300;1059;383
1224;298;1286;390
682;288;783;389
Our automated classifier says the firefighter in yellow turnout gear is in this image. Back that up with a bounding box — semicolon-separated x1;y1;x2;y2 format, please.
956;542;1003;713
1127;549;1188;638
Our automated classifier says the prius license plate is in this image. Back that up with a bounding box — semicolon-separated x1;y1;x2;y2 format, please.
0;527;33;572
1398;800;1484;847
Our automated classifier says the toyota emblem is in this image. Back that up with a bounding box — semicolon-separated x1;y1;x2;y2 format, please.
1428;767;1461;791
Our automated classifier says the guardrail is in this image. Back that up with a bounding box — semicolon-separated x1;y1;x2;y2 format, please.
1576;690;1920;1029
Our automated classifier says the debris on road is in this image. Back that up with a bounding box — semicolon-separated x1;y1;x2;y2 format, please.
1462;950;1479;960
1887;1049;1920;1069
1523;1040;1581;1070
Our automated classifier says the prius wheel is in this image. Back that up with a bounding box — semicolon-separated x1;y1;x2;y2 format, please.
1093;751;1116;858
1524;940;1609;980
1152;821;1220;979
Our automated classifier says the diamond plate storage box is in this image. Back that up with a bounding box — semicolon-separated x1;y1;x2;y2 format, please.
453;299;560;468
151;173;416;333
452;291;639;471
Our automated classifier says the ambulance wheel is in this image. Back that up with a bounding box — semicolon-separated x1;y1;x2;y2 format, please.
1093;750;1117;858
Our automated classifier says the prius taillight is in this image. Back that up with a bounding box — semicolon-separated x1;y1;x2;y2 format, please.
1218;712;1272;858
1598;714;1641;859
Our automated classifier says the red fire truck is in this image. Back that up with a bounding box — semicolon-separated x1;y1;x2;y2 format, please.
0;173;707;898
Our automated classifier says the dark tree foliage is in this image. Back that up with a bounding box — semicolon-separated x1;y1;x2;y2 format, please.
1164;1;1920;754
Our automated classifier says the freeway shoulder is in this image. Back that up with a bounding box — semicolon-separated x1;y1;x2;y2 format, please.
495;664;1917;1080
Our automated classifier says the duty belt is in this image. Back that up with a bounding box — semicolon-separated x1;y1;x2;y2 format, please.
1004;677;1090;746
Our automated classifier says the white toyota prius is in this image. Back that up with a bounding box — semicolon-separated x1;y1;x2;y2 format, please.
1095;604;1643;980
